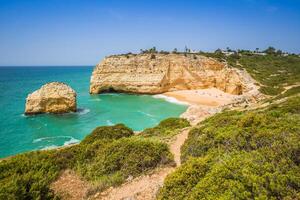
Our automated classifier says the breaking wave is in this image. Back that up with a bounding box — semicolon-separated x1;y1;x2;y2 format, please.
153;94;190;105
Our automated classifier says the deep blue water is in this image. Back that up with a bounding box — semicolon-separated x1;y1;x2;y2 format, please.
0;66;187;158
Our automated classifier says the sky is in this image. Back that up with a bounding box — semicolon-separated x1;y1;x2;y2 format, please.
0;0;299;66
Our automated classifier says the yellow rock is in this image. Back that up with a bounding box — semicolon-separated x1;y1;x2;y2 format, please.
25;82;77;115
90;53;243;95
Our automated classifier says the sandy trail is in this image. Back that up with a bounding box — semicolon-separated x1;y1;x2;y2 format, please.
51;169;90;200
96;128;190;200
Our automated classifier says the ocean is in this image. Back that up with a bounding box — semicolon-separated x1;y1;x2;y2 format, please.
0;66;187;158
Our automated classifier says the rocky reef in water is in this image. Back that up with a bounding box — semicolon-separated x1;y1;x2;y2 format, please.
25;82;77;115
90;53;248;95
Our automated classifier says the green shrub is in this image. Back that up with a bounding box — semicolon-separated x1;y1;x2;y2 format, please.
0;151;60;200
158;156;212;200
188;151;299;200
141;118;190;141
81;137;173;182
158;96;300;200
81;123;133;145
0;124;173;199
158;118;190;129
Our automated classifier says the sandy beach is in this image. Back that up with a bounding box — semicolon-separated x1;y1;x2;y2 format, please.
163;88;239;107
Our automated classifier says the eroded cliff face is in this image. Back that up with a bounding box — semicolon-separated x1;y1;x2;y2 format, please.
25;82;77;115
90;53;244;95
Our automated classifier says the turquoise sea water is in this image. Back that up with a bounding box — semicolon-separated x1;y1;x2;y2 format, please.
0;67;187;158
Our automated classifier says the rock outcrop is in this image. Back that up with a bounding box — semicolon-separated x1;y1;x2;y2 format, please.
90;53;244;95
25;82;77;115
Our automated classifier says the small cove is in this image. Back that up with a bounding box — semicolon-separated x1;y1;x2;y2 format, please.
0;67;187;158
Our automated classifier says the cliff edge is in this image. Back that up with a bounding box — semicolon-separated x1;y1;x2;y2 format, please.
90;53;245;95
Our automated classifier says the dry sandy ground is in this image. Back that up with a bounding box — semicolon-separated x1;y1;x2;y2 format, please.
51;170;90;200
95;128;190;200
163;88;239;107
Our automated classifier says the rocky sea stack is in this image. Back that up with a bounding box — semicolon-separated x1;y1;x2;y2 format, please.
90;53;244;95
25;82;77;115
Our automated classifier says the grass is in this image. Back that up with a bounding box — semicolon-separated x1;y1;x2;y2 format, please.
0;123;175;199
234;55;300;95
272;86;300;101
158;96;300;200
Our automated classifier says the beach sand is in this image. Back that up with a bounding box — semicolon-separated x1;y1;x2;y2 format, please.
161;88;241;125
163;88;238;107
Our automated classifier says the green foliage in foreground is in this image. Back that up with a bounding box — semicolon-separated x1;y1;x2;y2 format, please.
81;124;134;144
158;96;300;200
0;123;174;199
140;118;190;141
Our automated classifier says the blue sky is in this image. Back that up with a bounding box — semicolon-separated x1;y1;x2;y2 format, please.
0;0;299;66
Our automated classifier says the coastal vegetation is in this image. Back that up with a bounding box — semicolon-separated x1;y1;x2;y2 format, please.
158;96;300;200
272;86;300;101
0;123;176;199
201;48;300;96
140;118;190;141
227;53;300;95
1;47;300;199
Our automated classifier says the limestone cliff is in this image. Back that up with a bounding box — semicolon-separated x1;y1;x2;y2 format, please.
25;82;77;115
90;53;244;95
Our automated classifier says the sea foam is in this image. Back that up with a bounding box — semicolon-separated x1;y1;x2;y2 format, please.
77;108;90;115
33;135;75;143
41;145;59;150
153;94;190;105
137;110;155;117
64;137;80;146
106;120;114;126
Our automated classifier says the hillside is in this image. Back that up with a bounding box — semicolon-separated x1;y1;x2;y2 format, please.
158;96;300;199
0;119;190;199
201;51;300;96
1;49;299;200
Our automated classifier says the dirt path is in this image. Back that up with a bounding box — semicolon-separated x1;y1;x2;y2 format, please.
51;169;90;200
51;127;194;200
95;128;191;200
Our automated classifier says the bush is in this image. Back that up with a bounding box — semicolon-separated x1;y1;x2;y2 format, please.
81;123;133;145
0;151;60;200
82;137;173;183
0;124;173;199
158;96;300;199
141;118;190;140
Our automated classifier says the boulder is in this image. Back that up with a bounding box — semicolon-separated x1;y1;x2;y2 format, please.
25;82;77;115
